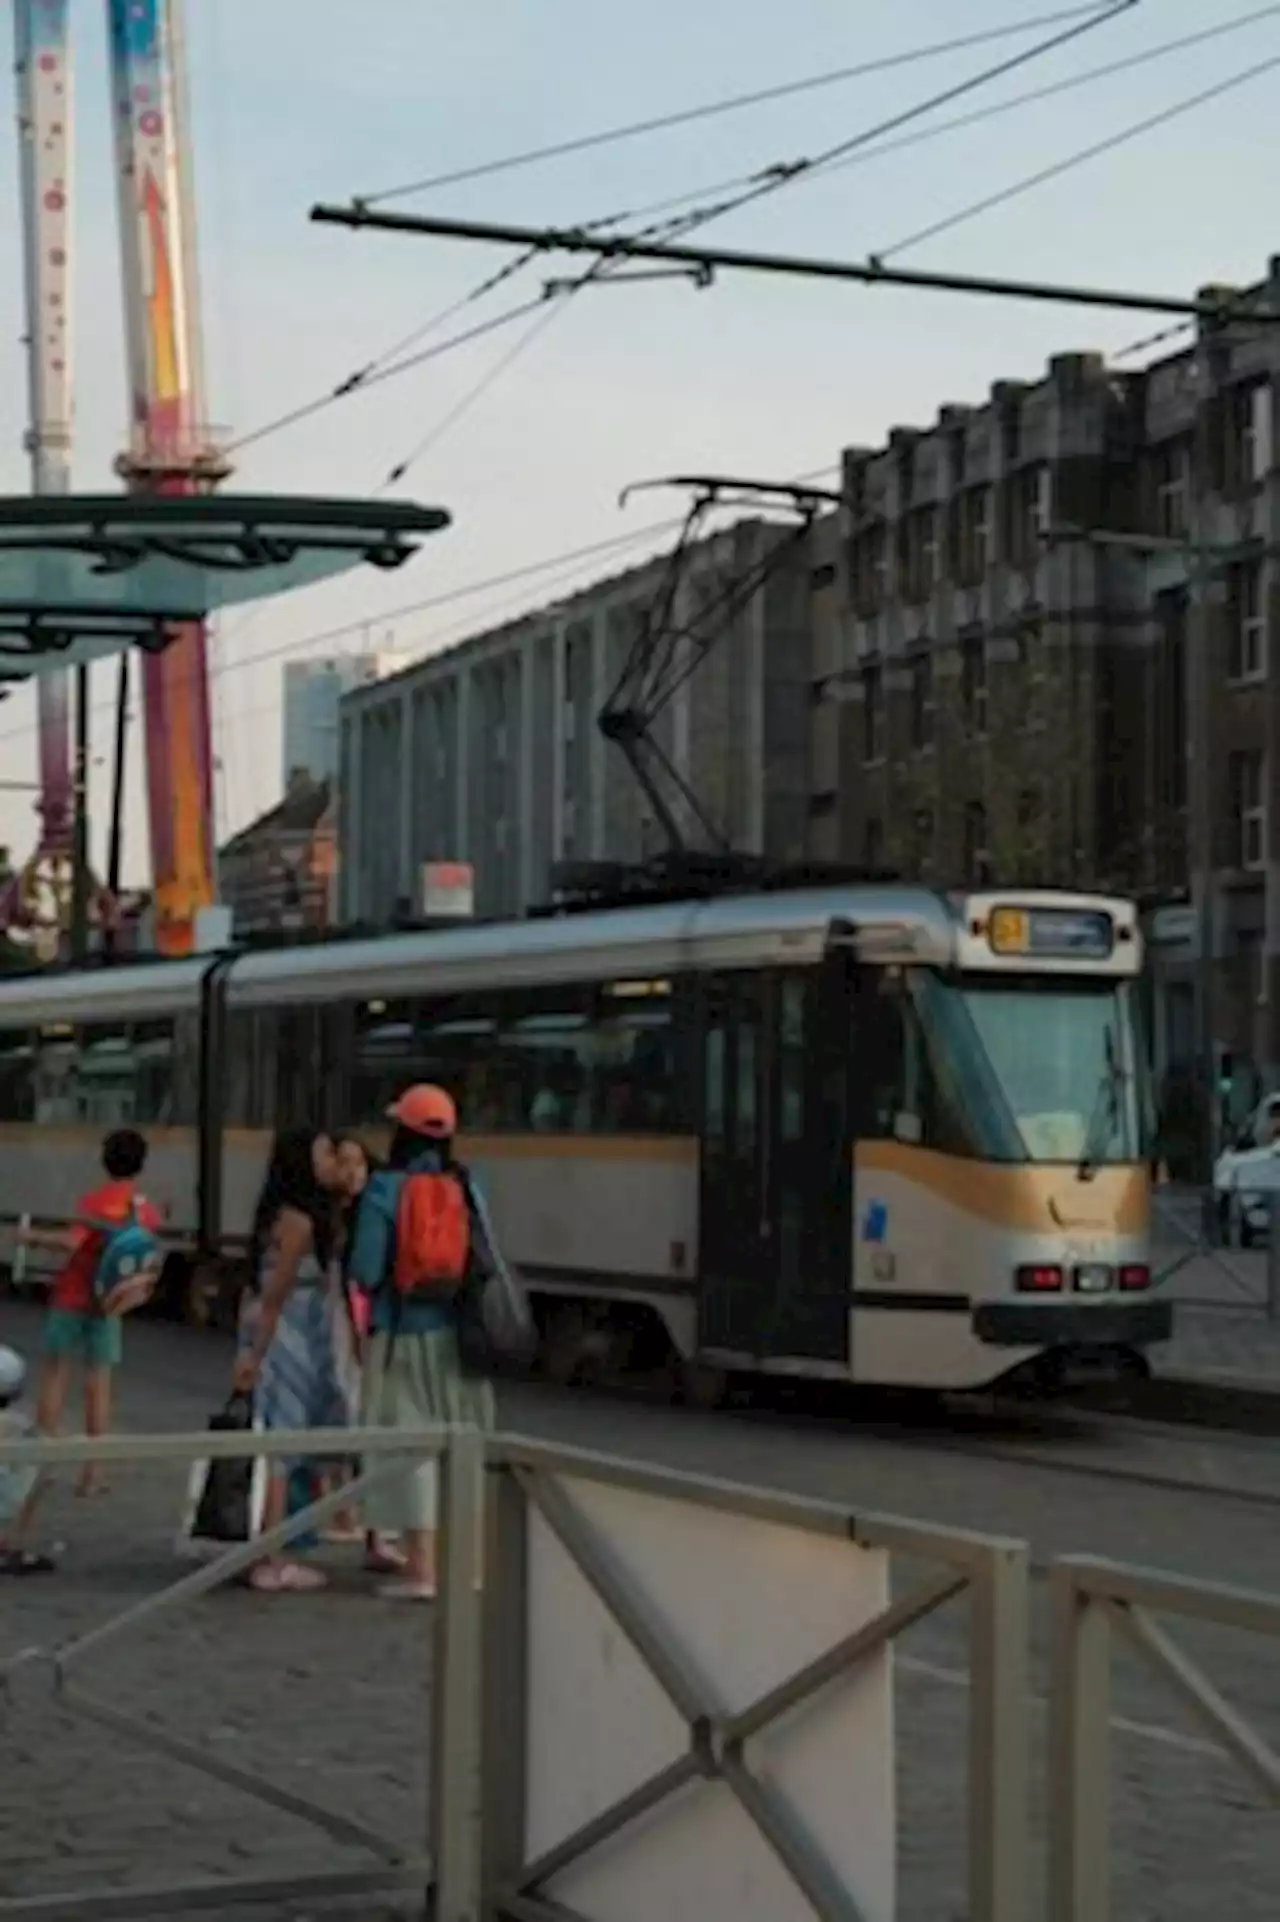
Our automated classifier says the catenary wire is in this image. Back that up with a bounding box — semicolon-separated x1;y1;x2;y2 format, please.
231;2;1138;464
873;49;1280;263
355;5;1116;204
371;4;1136;488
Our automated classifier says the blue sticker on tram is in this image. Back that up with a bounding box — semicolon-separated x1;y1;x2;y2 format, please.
862;1201;888;1244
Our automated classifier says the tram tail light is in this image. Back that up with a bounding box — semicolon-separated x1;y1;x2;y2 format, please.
1118;1264;1151;1291
1015;1264;1064;1292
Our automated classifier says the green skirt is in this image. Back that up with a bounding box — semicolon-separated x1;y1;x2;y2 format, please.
359;1324;494;1533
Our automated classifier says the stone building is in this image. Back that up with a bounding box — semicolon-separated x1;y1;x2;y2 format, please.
217;772;336;937
337;519;814;925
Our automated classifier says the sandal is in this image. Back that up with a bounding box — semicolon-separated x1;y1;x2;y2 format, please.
0;1548;57;1576
248;1561;327;1594
377;1577;436;1602
363;1537;407;1576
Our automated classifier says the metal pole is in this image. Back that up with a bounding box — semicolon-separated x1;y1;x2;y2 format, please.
310;201;1280;327
70;658;89;962
104;649;129;956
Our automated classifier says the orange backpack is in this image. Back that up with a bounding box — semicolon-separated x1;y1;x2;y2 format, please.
392;1166;471;1296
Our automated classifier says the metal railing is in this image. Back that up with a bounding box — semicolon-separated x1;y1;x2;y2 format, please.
479;1432;1031;1922
0;1422;462;1922
1152;1185;1280;1320
0;1421;1033;1922
1047;1554;1280;1922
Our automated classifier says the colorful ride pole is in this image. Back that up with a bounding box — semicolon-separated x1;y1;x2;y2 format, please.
6;0;74;941
105;0;227;957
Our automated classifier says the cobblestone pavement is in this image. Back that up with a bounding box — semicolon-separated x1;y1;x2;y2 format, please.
4;1302;1280;1919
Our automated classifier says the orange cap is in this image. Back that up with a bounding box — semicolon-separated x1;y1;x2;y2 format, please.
386;1083;457;1138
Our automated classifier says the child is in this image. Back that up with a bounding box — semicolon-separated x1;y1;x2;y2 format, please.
0;1343;55;1575
18;1127;162;1502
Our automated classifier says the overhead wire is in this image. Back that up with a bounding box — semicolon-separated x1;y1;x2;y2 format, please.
371;2;1137;489
872;48;1280;262
230;1;1138;466
354;5;1117;204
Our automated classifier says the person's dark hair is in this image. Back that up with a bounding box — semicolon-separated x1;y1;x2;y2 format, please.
335;1133;381;1176
388;1122;451;1169
249;1128;335;1280
102;1128;147;1180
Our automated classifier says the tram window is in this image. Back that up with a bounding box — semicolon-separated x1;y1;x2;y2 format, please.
56;1024;136;1128
0;1030;34;1121
779;977;806;1143
223;1009;258;1127
853;971;979;1155
133;1019;177;1124
275;1008;321;1129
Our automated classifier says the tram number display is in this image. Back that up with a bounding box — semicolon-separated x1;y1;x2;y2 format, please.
987;905;1114;961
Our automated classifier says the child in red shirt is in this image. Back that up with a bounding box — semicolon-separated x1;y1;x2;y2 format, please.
17;1128;162;1504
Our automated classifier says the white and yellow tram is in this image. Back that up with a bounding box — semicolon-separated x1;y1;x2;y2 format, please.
0;882;1168;1395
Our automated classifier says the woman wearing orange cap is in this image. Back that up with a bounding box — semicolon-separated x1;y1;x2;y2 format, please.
346;1083;496;1600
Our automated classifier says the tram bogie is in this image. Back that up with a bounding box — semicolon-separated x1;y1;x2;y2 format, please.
0;882;1172;1394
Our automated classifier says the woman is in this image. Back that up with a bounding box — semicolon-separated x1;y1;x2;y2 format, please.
347;1084;496;1602
326;1135;403;1574
231;1128;348;1594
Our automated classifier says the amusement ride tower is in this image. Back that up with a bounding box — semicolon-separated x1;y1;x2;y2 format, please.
7;0;222;957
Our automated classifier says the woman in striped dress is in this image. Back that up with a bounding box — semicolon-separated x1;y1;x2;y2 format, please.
231;1128;348;1595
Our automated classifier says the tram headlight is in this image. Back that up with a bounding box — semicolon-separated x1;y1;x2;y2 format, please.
1072;1264;1114;1294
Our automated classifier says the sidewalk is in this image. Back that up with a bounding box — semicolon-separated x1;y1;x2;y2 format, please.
1151;1190;1280;1393
0;1303;429;1918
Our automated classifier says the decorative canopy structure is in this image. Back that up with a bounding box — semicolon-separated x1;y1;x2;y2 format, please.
0;493;451;687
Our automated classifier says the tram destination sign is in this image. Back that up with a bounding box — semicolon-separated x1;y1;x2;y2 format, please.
988;904;1114;961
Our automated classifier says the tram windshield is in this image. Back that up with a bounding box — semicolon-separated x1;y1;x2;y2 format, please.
906;971;1151;1166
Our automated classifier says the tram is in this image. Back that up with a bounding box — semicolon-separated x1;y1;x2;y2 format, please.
0;881;1169;1396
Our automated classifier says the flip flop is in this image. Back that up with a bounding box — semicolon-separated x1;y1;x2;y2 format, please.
0;1548;57;1576
377;1578;436;1602
248;1561;327;1594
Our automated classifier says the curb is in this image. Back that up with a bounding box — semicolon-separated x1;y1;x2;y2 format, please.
1069;1372;1280;1436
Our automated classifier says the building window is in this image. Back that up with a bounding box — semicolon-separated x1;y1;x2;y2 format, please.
1227;560;1266;683
850;521;889;617
954;485;992;583
1228;381;1272;491
909;649;934;750
912;807;934;877
863;816;884;869
861;664;885;762
898;506;939;602
961;633;988;734
1153;440;1189;537
963;801;990;883
1229;750;1266;870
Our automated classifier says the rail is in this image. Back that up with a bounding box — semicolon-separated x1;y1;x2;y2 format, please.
0;1421;1032;1922
1047;1554;1280;1922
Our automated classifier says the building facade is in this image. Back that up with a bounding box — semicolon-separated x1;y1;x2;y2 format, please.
809;257;1280;1126
337;520;815;925
282;653;396;788
218;773;337;937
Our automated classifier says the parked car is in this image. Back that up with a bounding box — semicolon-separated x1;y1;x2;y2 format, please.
1213;1095;1280;1245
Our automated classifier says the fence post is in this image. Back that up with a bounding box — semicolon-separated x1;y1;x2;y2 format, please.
968;1540;1030;1922
1047;1562;1112;1922
480;1458;529;1922
1268;1196;1280;1324
431;1426;485;1922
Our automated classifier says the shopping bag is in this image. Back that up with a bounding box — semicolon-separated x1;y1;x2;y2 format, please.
175;1391;265;1560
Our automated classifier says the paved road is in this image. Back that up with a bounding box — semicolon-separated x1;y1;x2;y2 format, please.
4;1303;1280;1919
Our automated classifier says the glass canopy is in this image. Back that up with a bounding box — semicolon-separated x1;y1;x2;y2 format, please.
0;493;451;684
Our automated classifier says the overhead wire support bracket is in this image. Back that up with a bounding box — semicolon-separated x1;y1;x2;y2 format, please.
599;472;839;861
309;203;1280;326
543;264;714;297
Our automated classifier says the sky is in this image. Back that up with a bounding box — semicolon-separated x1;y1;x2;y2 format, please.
0;0;1276;883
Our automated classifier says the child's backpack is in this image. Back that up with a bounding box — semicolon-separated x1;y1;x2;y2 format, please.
91;1200;162;1315
392;1165;471;1296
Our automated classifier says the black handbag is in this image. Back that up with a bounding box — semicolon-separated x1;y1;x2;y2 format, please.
191;1391;260;1543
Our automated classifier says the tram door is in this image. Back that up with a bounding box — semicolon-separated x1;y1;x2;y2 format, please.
697;966;853;1366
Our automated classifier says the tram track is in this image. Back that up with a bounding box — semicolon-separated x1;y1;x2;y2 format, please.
12;1292;1280;1519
